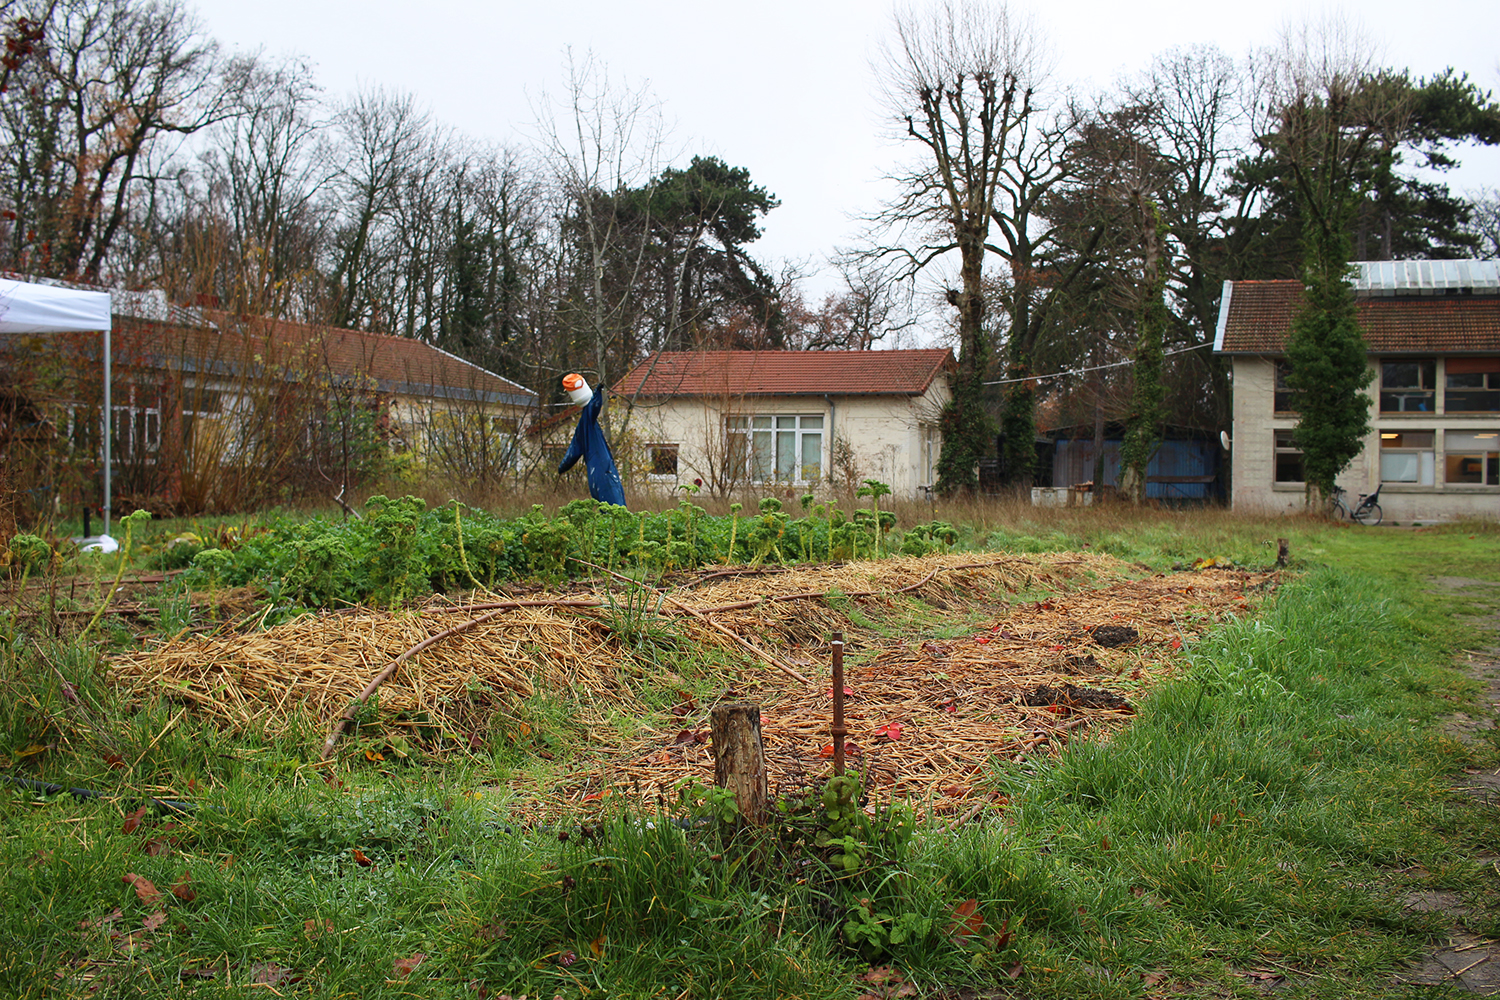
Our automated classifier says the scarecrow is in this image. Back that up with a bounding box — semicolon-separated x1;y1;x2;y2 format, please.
556;373;626;508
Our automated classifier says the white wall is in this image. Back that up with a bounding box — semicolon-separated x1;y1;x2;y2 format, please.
1231;356;1499;521
623;383;948;500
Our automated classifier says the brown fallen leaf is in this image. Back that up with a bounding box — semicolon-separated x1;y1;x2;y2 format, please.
170;872;196;902
948;899;983;940
393;953;427;976
304;918;335;939
79;907;124;931
251;962;297;986
121;806;149;835
477;921;507;942
140;910;167;933
352;848;375;868
121;873;161;906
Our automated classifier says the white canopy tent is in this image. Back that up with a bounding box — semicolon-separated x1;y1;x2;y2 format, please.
0;278;116;541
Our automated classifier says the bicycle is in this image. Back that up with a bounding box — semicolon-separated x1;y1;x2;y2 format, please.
1328;484;1382;525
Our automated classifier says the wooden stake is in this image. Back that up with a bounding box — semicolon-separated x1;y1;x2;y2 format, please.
710;701;768;826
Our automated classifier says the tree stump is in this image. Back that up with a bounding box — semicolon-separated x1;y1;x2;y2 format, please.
710;701;768;826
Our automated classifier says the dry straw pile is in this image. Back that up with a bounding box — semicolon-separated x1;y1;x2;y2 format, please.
113;552;1273;816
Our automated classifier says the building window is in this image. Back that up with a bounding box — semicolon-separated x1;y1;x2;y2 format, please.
1444;431;1499;486
1273;361;1297;414
920;422;939;489
1380;430;1435;485
727;414;823;483
648;443;679;477
1445;358;1500;413
1273;430;1303;483
1380;359;1436;413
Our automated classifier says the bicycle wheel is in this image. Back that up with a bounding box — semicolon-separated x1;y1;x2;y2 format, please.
1328;497;1349;520
1353;502;1382;526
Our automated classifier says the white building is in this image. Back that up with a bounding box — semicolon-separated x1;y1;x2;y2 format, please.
1214;260;1500;521
613;349;954;499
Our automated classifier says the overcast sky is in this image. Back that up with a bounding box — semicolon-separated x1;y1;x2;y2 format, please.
189;0;1500;304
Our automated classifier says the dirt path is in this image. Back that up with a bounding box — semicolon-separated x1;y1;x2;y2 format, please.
1398;576;1500;995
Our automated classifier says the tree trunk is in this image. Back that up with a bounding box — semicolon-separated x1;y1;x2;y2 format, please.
710;701;768;826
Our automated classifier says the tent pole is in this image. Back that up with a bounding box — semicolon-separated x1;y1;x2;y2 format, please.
103;323;111;537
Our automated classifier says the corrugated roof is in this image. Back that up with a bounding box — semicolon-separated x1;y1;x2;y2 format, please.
1354;259;1500;295
1215;279;1500;354
614;349;955;397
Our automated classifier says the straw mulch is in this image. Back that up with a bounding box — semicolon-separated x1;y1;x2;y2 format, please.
112;552;1275;818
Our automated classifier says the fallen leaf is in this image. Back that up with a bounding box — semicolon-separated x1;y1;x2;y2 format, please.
140;910;167;933
824;686;855;699
1050;644;1065;652
121;873;161;906
16;743;48;759
103;751;125;770
352;848;375;867
303;918;335;939
477;921;507;942
877;722;903;741
1141;971;1168;986
393;953;426;976
1169;638;1182;650
121;805;149;835
80;907;124;931
948;899;983;939
992;916;1011;950
142;837;176;857
1005;961;1024;979
170;872;196;902
589;931;606;958
251;963;297;986
363;748;384;762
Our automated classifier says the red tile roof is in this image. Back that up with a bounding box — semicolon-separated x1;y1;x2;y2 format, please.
118;310;537;405
1216;280;1500;354
614;349;955;398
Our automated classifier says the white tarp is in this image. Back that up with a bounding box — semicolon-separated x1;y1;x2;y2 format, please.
0;278;112;333
0;277;115;541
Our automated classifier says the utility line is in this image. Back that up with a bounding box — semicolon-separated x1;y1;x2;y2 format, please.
981;341;1215;386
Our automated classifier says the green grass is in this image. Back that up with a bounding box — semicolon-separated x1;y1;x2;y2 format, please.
1;511;1497;997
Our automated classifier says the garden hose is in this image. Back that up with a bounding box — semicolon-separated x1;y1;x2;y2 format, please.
1;774;198;815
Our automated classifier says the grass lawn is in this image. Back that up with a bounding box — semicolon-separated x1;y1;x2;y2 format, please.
1;508;1497;998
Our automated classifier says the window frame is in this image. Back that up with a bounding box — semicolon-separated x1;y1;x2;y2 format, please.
1443;430;1500;486
1273;429;1304;485
1379;430;1436;485
646;443;680;479
1379;358;1437;414
725;413;825;485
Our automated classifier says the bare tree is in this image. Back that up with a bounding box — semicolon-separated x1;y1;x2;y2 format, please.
325;86;431;329
532;49;666;413
872;0;1060;494
0;0;241;280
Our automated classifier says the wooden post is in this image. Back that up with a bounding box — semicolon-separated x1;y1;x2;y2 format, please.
710;701;768;826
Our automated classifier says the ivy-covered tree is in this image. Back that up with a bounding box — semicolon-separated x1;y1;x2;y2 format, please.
1265;21;1380;501
871;0;1054;495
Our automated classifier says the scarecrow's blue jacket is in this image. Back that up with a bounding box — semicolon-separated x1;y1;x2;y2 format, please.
557;390;627;508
